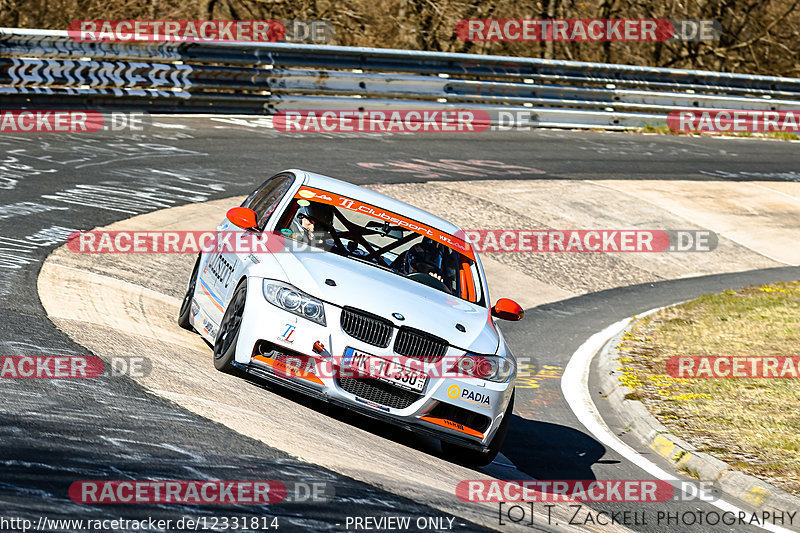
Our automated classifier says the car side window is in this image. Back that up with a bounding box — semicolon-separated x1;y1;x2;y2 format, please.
241;174;295;228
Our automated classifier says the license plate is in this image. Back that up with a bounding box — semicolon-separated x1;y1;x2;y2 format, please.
345;347;427;393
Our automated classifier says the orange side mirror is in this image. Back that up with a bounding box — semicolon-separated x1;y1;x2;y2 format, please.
227;207;258;230
492;298;524;321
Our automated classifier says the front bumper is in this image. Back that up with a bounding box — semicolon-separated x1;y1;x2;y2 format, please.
233;278;514;449
231;359;490;452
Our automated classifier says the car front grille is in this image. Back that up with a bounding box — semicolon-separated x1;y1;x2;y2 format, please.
336;377;422;410
340;307;393;348
394;327;448;362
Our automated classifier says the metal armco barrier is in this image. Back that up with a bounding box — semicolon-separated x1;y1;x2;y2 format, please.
3;28;800;129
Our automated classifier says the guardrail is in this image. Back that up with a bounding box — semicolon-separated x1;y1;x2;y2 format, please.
3;27;800;129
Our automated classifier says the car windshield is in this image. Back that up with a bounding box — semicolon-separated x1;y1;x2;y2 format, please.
275;187;484;305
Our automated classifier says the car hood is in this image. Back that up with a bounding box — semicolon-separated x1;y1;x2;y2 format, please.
263;251;499;354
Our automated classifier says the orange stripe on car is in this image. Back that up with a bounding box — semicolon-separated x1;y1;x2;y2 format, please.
419;415;484;439
253;354;324;385
201;283;224;312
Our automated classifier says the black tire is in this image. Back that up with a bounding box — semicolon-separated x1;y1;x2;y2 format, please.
213;279;247;372
441;390;515;467
178;255;201;331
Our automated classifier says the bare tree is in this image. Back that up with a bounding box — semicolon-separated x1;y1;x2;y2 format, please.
2;0;798;75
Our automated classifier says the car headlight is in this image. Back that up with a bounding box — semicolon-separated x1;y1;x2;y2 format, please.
263;280;326;326
453;353;515;383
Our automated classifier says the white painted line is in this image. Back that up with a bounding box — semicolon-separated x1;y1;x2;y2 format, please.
749;182;800;205
561;310;794;533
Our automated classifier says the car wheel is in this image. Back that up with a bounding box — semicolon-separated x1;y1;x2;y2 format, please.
213;279;247;372
441;390;515;467
178;255;201;331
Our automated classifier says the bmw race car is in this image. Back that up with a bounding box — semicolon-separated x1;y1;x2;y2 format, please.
178;169;524;465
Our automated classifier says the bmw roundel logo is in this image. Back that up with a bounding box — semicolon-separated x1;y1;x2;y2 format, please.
392;312;405;321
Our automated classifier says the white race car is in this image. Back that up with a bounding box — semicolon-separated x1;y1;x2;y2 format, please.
178;169;524;465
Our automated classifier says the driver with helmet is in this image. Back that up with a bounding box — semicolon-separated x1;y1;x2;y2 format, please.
290;201;335;247
398;239;451;293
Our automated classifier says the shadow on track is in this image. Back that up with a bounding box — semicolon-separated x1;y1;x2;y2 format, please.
502;416;605;480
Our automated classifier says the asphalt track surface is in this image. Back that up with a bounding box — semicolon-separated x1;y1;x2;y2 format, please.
1;119;799;532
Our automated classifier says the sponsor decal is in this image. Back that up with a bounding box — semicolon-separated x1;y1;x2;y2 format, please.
207;252;235;289
353;396;391;412
442;381;492;407
296;190;333;202
459;387;491;407
279;323;296;344
201;317;217;338
199;277;224;311
443;419;466;431
419;416;484;438
342;347;355;367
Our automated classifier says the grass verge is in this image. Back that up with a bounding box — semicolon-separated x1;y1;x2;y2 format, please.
618;280;800;494
636;124;800;140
